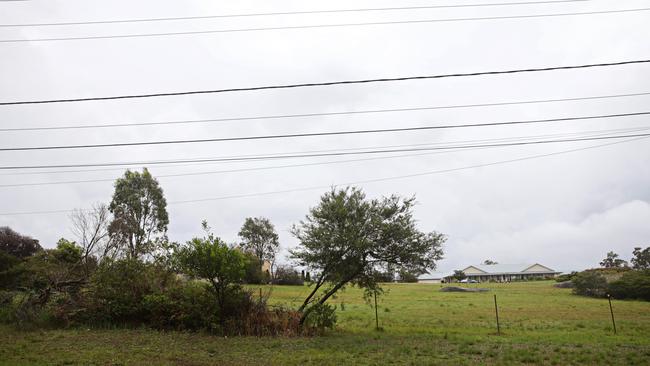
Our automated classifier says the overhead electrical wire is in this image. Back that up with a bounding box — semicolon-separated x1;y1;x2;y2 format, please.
3;90;650;132
1;131;650;171
2;60;648;106
1;111;648;152
1;135;646;216
169;136;649;206
2;125;644;177
0;126;647;188
1;7;648;44
0;0;591;27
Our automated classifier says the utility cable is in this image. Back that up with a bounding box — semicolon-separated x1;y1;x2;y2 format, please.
1;60;649;106
1;7;647;44
1;131;649;170
0;1;591;27
3;90;649;132
1;135;646;216
1;111;648;152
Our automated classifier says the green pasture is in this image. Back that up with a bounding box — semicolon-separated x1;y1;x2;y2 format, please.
1;281;649;365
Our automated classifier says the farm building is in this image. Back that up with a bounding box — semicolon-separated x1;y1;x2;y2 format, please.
449;263;560;282
417;272;445;284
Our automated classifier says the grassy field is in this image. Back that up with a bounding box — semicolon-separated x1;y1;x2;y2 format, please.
1;281;650;365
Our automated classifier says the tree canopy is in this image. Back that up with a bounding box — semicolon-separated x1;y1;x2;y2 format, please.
631;246;650;270
600;251;628;268
176;222;247;313
108;169;169;260
0;227;42;258
290;187;445;324
238;217;280;266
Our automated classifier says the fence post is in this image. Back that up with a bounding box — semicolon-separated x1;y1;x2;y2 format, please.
374;290;379;330
607;294;617;335
494;294;501;335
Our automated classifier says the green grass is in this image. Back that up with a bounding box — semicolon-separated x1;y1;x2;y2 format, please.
2;281;650;365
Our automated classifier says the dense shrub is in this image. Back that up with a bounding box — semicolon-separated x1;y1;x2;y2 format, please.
142;281;220;331
572;271;608;297
303;303;337;331
608;270;650;301
272;266;304;286
398;271;418;283
555;271;578;283
82;259;178;325
0;251;24;290
243;253;270;284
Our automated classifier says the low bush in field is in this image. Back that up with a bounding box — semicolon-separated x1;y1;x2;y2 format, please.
302;303;337;331
556;271;578;283
608;270;650;301
572;271;608;298
272;266;304;286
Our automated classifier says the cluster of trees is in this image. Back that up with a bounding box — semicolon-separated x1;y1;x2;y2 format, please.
1;170;446;334
571;248;650;301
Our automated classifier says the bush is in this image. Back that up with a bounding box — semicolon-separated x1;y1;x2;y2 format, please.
243;253;270;285
303;303;337;331
82;259;178;325
608;270;650;301
142;281;220;332
572;271;608;297
272;266;304;286
398;271;418;283
556;271;578;283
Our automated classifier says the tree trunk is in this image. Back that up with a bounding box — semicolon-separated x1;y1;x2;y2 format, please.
298;274;326;312
299;272;358;325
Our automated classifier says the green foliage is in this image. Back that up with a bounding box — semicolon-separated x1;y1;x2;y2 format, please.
290;187;445;323
84;259;177;325
238;217;280;264
303;302;337;331
572;271;608;297
0;227;42;258
54;238;82;264
452;270;467;281
631;246;650;270
272;266;304;286
176;222;247;315
374;270;395;283
608;270;650;301
141;281;220;331
0;251;24;290
243;252;270;284
108;168;169;260
599;251;628;268
398;270;418;283
555;271;578;283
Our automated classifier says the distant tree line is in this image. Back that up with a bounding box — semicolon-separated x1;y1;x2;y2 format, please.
568;248;650;301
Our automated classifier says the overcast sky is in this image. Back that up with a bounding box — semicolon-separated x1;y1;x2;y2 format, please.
1;0;649;274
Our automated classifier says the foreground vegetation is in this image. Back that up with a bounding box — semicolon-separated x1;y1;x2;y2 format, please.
2;281;649;365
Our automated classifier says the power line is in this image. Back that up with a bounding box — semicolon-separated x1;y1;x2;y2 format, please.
0;1;591;27
2;125;642;176
1;131;649;171
1;126;646;188
4;90;650;132
2;60;648;106
1;111;648;152
1;7;647;44
1;135;646;216
169;136;650;206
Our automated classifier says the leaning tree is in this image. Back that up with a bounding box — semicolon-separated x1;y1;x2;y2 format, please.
290;187;445;324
